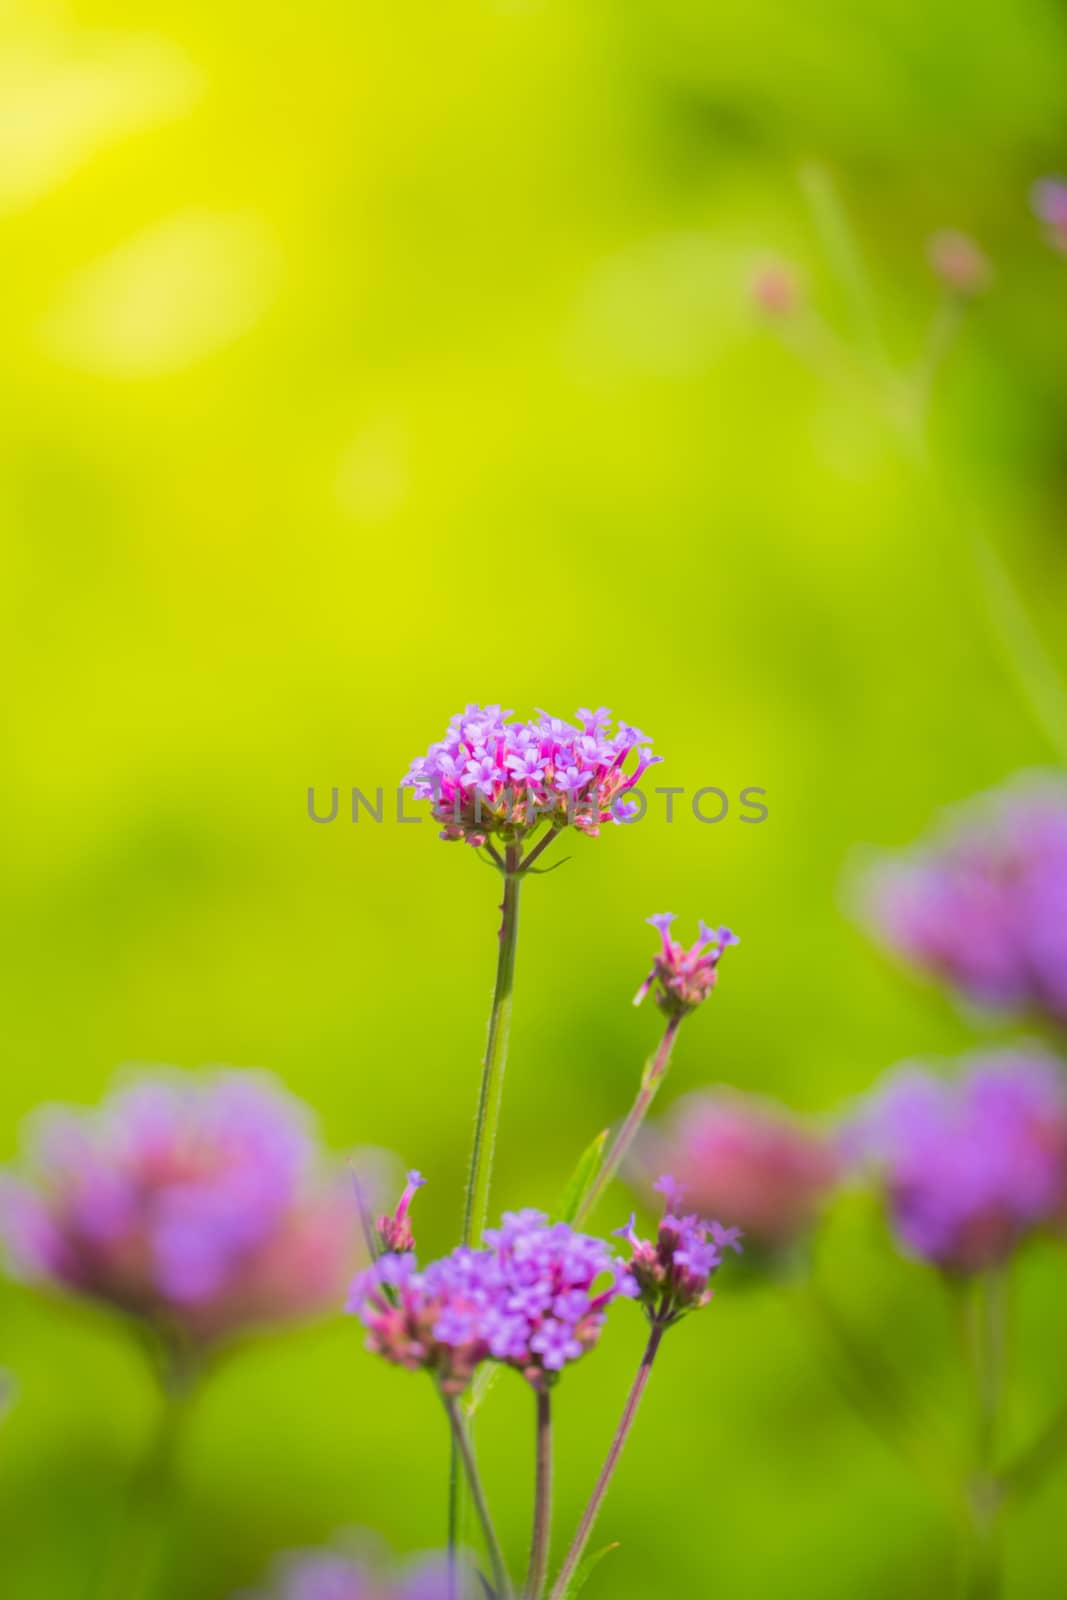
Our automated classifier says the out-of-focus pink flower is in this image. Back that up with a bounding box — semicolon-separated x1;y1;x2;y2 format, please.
927;230;992;297
857;777;1067;1032
750;261;802;317
0;1069;362;1351
845;1049;1067;1275
1032;177;1067;253
637;1089;840;1254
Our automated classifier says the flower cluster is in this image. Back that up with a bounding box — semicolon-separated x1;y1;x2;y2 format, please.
637;1090;840;1254
859;778;1067;1031
402;705;661;846
615;1178;741;1325
635;914;738;1017
348;1211;628;1391
0;1070;356;1349
1032;177;1067;252
238;1540;452;1600
846;1050;1067;1275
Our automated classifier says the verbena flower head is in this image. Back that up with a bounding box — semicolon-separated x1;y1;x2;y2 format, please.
402;705;661;846
0;1069;357;1352
846;1050;1067;1276
637;1089;840;1254
346;1249;492;1394
927;230;992;296
376;1171;425;1255
858;778;1067;1031
239;1538;453;1600
635;915;738;1017
614;1176;740;1325
1032;177;1067;252
348;1211;627;1391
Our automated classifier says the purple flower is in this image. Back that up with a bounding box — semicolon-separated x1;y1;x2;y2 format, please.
401;706;661;847
1032;178;1067;252
0;1070;361;1350
347;1211;627;1390
238;1538;454;1600
634;914;738;1016
637;1090;841;1254
846;1050;1067;1275
858;778;1067;1031
614;1178;741;1325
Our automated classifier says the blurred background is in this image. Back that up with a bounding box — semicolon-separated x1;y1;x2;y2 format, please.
3;0;1067;1594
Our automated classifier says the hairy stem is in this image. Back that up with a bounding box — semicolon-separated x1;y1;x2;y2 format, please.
444;1395;513;1600
548;1324;665;1600
463;845;523;1246
451;843;524;1592
526;1387;553;1600
94;1366;194;1600
574;1017;681;1227
961;1273;1008;1600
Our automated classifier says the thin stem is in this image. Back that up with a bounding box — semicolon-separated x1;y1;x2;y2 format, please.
452;844;524;1592
548;1324;665;1600
93;1372;193;1600
574;1017;682;1228
800;162;887;374
463;844;523;1247
961;1273;1008;1600
444;1395;513;1600
526;1387;553;1599
519;827;560;876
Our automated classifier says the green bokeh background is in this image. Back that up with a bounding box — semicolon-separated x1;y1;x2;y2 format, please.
4;0;1067;1594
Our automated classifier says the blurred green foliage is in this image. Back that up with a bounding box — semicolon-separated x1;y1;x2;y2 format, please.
3;0;1067;1595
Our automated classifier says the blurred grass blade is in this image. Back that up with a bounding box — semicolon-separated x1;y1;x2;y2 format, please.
562;1542;620;1599
800;162;885;371
559;1130;608;1225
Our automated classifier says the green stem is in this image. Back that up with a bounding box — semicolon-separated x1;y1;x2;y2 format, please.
463;845;523;1247
526;1387;553;1600
444;1395;513;1600
451;842;524;1593
548;1323;664;1600
93;1373;193;1600
574;1017;682;1228
961;1273;1008;1600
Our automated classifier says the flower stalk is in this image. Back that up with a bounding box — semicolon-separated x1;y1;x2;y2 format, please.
444;1394;513;1600
574;1017;681;1227
526;1386;553;1600
548;1324;665;1600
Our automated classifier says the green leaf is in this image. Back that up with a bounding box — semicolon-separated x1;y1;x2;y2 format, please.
563;1543;621;1599
558;1129;609;1225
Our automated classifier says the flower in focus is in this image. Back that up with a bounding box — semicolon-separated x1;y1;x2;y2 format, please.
238;1537;454;1600
857;778;1067;1031
614;1176;741;1326
346;1250;491;1394
634;914;738;1018
1032;177;1067;252
750;260;801;317
347;1211;628;1390
927;230;992;297
636;1089;840;1255
401;705;661;846
846;1049;1067;1275
0;1069;359;1354
376;1170;425;1255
